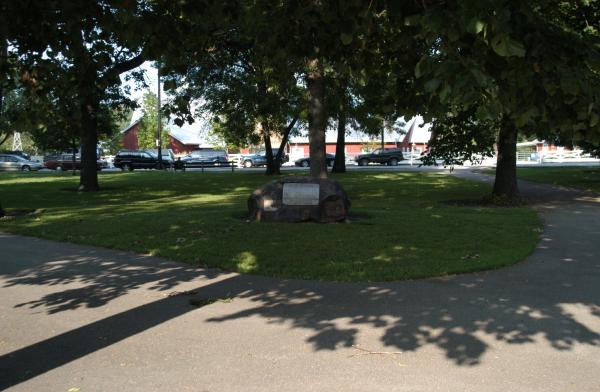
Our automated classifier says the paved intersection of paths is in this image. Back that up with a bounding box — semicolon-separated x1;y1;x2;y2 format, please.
1;171;599;391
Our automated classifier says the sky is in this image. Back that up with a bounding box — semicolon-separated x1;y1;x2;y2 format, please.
122;61;210;136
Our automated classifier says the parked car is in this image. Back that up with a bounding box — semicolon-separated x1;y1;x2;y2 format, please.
184;149;228;163
44;154;104;171
355;148;404;166
241;148;289;168
113;150;173;171
0;153;43;171
295;153;335;168
0;150;31;160
148;149;175;163
173;149;229;170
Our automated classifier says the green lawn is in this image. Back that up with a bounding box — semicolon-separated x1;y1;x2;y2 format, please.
516;167;600;193
0;171;541;282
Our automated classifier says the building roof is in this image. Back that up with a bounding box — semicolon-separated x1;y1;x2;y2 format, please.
121;119;141;134
517;139;544;147
288;116;432;144
288;129;405;144
402;116;432;144
169;126;211;146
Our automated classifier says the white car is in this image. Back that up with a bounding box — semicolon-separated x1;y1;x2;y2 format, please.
0;154;44;171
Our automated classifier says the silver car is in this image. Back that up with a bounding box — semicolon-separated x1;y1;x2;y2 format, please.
0;154;44;171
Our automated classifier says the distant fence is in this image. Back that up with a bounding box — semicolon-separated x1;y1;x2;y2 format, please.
228;154;244;167
517;149;599;164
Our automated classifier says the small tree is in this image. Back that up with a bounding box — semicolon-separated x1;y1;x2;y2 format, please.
136;91;169;150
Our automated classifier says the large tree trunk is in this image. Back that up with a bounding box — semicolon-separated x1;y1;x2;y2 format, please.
307;58;327;178
493;122;519;199
78;94;100;192
332;109;346;173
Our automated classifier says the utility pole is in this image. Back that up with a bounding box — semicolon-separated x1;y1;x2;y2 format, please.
156;66;163;169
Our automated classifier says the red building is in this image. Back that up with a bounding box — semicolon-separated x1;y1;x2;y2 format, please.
287;117;432;161
121;120;141;150
120;121;211;156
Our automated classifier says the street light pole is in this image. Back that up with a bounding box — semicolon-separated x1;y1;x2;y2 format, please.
156;66;163;169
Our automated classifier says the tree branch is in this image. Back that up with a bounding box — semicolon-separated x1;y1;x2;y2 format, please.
275;115;299;164
0;133;10;147
101;52;145;81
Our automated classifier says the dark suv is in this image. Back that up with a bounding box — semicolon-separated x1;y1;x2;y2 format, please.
174;149;228;170
113;150;172;171
355;148;404;166
241;148;289;168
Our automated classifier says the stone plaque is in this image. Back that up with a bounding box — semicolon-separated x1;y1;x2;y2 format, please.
282;183;320;205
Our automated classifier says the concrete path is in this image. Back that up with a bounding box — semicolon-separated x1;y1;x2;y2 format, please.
1;172;600;391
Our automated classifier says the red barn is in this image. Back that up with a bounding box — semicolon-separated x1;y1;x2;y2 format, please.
120;121;212;156
121;120;141;150
287;117;432;162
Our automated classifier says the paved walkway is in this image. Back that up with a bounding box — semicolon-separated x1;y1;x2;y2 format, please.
1;172;600;391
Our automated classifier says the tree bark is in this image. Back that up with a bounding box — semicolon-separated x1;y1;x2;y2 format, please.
273;116;298;168
262;120;279;176
493;121;519;199
332;109;346;173
0;39;7;148
307;58;327;178
78;93;100;192
73;35;100;192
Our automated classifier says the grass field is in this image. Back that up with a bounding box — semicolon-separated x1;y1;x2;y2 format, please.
0;171;541;282
516;167;600;193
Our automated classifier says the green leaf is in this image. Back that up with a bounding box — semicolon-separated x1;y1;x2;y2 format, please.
163;79;177;91
515;107;539;127
340;32;353;45
491;34;526;57
475;103;500;121
590;112;599;127
447;29;460;42
424;78;441;93
404;15;420;26
439;83;451;103
414;56;428;78
560;76;580;95
470;68;487;87
467;19;485;35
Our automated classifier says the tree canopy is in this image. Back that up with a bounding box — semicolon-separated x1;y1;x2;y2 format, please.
1;1;599;197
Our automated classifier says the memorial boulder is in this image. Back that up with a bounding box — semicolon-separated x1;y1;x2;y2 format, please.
248;177;351;223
